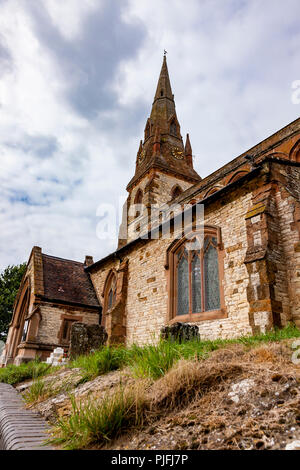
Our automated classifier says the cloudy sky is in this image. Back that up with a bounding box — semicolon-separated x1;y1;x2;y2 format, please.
0;0;299;270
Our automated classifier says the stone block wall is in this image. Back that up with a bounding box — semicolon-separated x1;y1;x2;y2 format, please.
90;162;300;346
126;171;193;243
36;303;99;347
275;165;300;327
90;181;255;345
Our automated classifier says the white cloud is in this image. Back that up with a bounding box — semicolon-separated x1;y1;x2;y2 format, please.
43;0;100;40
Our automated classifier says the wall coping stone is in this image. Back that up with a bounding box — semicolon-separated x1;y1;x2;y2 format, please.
0;383;54;450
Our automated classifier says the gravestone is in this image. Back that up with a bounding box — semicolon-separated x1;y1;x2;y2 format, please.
69;322;108;358
46;347;67;366
160;322;200;343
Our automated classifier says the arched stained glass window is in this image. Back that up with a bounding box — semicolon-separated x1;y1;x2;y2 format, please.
173;230;222;319
192;253;201;313
104;273;117;325
204;238;220;311
108;287;114;310
177;249;189;316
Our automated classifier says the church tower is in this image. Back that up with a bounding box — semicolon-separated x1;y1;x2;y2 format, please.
120;55;201;246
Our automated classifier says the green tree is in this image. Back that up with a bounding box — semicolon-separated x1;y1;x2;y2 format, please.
0;263;27;341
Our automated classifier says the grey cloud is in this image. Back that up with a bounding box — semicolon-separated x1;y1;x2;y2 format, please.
4;134;59;158
25;0;146;120
0;35;13;77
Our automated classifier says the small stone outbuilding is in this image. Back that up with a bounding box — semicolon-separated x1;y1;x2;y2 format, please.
1;248;100;365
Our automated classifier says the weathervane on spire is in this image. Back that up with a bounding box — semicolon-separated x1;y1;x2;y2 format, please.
164;49;167;57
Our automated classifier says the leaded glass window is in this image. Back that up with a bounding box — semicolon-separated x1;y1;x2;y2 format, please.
106;275;117;312
204;240;220;311
177;249;189;315
174;232;221;317
108;288;114;309
21;320;29;342
192;253;201;313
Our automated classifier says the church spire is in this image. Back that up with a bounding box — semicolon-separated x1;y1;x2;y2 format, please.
153;54;174;103
149;55;179;137
127;55;201;191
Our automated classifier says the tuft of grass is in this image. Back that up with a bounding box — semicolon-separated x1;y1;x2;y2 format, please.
71;346;128;382
23;377;55;404
23;376;73;405
170;323;300;361
237;322;300;345
50;384;147;450
127;341;180;380
0;360;54;385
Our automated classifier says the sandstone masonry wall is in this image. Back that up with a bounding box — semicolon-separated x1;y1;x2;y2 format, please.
91;182;256;345
36;303;99;347
275;165;300;327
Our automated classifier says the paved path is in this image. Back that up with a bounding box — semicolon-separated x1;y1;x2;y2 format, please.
0;383;54;450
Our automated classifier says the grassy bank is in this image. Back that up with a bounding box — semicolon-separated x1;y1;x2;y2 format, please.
71;323;300;381
1;324;299;386
51;324;300;449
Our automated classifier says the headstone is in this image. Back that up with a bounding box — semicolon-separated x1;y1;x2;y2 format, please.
160;322;200;343
69;323;108;359
46;347;68;366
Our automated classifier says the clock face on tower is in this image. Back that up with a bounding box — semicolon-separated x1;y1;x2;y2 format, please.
171;147;184;160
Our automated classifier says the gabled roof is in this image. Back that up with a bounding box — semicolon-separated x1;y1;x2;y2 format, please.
41;253;99;308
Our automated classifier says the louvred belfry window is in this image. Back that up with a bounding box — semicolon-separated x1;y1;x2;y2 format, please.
169;228;225;321
170;120;177;136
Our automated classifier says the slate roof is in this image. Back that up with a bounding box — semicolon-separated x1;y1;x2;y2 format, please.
41;254;99;308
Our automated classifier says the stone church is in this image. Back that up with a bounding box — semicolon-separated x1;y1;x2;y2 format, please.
1;56;300;365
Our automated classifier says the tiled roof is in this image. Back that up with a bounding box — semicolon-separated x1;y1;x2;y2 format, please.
42;254;99;308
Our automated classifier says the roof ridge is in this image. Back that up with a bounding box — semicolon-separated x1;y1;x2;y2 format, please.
42;253;84;265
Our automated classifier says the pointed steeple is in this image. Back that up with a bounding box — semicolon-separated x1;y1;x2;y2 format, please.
153;55;174;103
127;55;201;192
149;55;179;138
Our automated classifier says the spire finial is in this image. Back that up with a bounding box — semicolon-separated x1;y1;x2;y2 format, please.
164;49;167;57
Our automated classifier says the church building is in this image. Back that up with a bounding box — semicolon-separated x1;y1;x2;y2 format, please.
1;56;300;365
